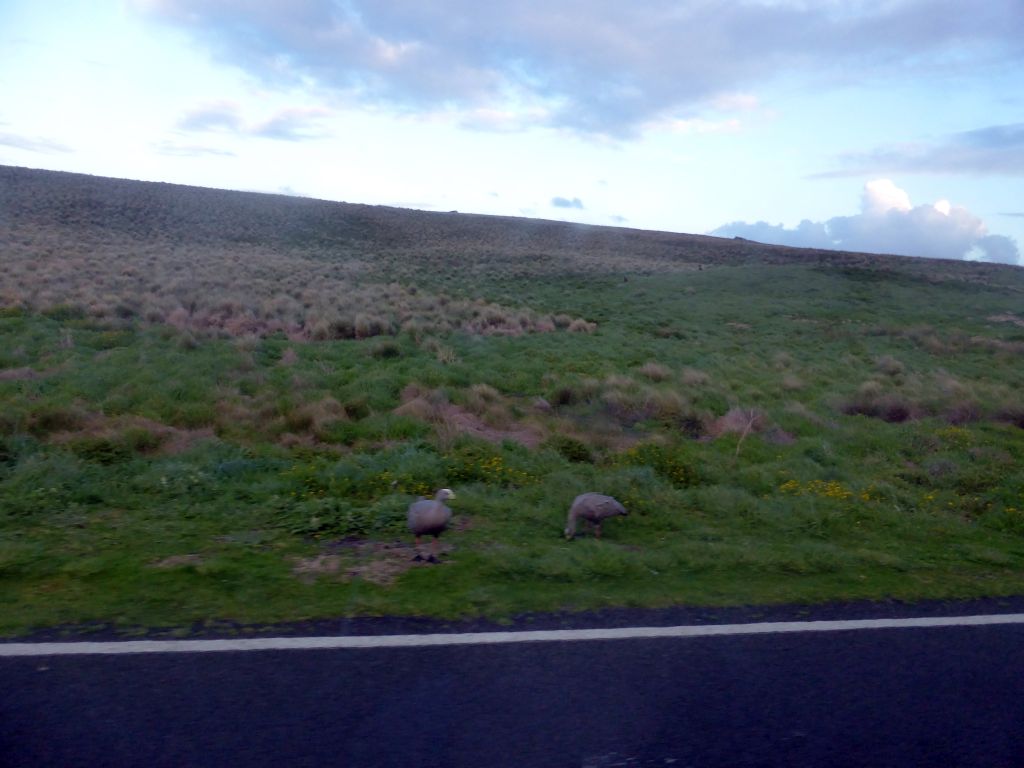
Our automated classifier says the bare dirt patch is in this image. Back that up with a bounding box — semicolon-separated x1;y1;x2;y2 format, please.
988;313;1024;328
0;367;40;381
436;403;544;448
292;539;454;586
395;384;545;448
290;554;343;584
149;554;204;569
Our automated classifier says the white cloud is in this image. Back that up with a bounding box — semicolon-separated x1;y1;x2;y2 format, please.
816;122;1024;178
659;117;743;135
177;101;242;132
709;92;761;112
0;131;73;154
136;1;1024;137
861;179;911;216
551;196;584;209
177;103;331;141
712;179;1021;265
152;140;235;157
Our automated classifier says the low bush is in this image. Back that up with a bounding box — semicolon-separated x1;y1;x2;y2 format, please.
543;435;594;463
616;442;702;488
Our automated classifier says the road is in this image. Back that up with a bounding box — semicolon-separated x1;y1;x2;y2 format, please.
3;606;1024;767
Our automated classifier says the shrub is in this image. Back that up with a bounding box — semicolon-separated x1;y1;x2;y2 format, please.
617;443;701;488
445;442;537;487
165;402;217;428
122;426;164;454
343;396;371;420
369;340;402;359
543;435;594;463
66;436;134;464
841;392;917;423
995;405;1024;429
274;497;401;538
28;406;87;435
42;305;85;321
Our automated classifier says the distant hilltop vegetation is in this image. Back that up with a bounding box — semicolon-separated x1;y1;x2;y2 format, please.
1;163;1020;344
2;164;1019;281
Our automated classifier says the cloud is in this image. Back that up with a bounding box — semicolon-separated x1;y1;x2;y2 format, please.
152;140;235;157
177;103;329;141
0;132;72;154
250;108;331;140
551;196;584;209
1000;212;1024;218
859;179;912;216
457;107;552;133
659;117;743;135
136;1;1024;136
177;101;243;132
711;179;1022;265
974;235;1020;265
817;123;1024;178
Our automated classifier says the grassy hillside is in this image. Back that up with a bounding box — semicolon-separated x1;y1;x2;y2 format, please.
2;165;1024;636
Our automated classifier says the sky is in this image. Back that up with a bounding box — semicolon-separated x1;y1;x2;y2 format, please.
1;0;1022;265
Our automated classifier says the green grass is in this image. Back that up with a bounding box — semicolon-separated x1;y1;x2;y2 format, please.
3;252;1024;635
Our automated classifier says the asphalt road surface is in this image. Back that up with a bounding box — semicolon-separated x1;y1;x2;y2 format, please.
4;605;1024;767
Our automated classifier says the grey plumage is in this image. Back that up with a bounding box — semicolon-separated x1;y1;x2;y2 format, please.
564;492;629;540
408;488;456;558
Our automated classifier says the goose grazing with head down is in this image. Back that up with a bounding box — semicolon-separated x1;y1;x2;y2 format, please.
408;488;456;562
564;492;628;540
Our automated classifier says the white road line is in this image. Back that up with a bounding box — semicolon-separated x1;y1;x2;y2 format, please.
3;613;1024;657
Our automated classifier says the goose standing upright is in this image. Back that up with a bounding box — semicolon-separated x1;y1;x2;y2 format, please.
407;488;456;562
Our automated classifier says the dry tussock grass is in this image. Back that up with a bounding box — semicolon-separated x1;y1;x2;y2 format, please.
638;361;672;381
1;201;594;342
867;324;1024;358
41;411;214;456
987;313;1024;328
3;227;593;340
395;383;543;447
781;374;805;391
6;167;1021;352
708;407;769;437
681;368;711;387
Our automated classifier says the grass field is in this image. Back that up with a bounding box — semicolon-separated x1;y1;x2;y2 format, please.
2;166;1024;636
